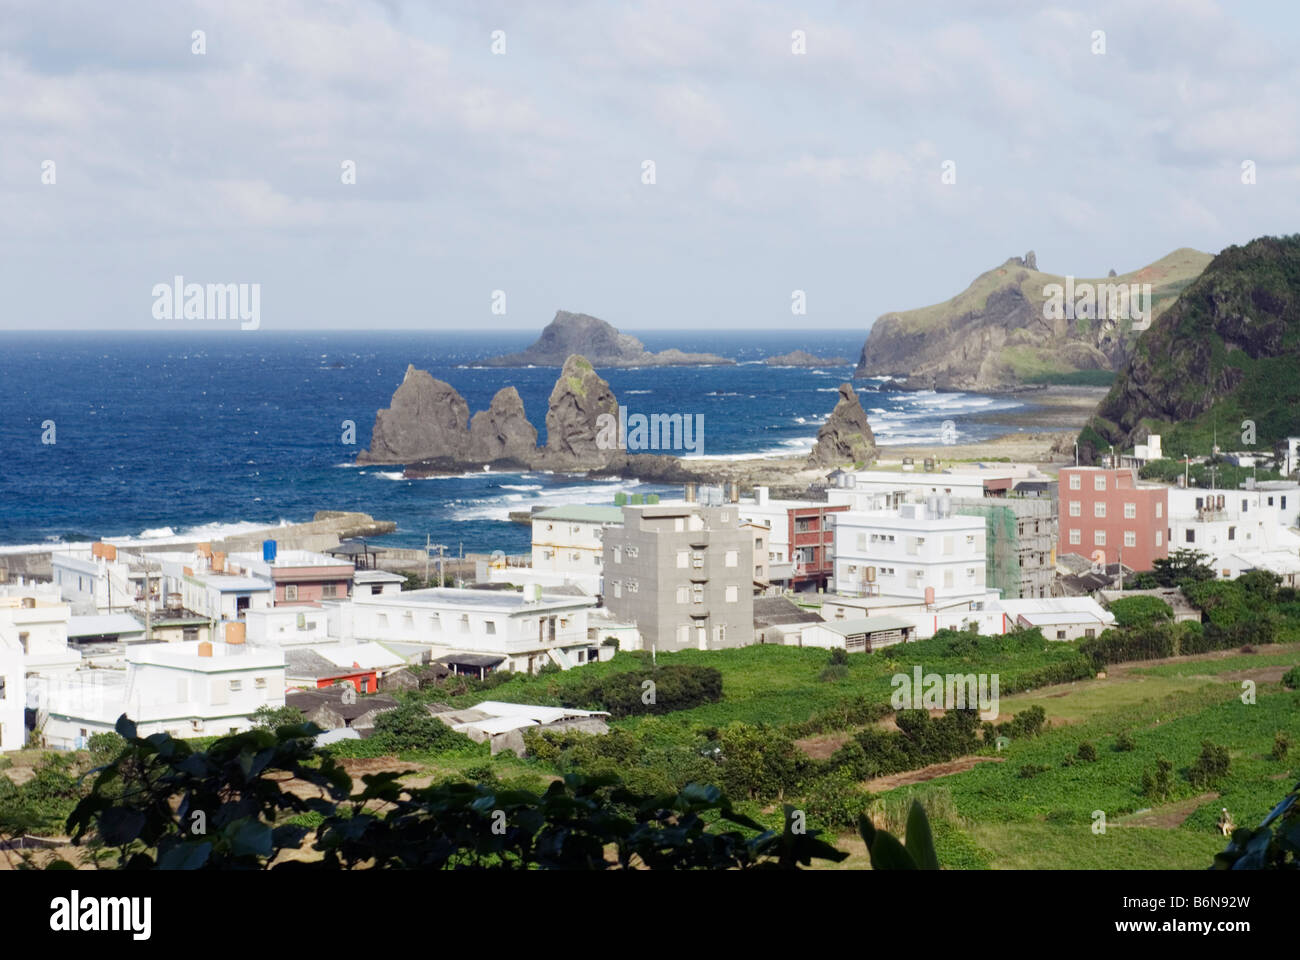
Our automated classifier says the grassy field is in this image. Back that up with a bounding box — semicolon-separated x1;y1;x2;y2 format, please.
847;646;1300;870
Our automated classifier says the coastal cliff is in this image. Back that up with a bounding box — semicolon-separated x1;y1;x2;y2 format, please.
481;311;734;367
1078;234;1300;461
854;248;1211;391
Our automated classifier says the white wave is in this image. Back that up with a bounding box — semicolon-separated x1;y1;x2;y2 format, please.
623;389;653;394
498;484;542;491
373;471;406;481
334;462;365;468
138;526;177;539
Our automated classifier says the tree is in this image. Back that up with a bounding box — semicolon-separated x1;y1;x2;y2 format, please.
250;704;307;731
63;715;852;870
1150;548;1215;587
1107;595;1173;629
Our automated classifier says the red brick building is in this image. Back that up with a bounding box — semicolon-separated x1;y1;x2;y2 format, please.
789;504;848;590
1057;466;1169;572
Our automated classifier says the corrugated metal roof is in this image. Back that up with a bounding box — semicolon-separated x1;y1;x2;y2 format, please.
533;506;625;524
815;615;915;636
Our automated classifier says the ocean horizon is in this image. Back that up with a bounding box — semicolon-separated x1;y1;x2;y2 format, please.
0;330;1027;554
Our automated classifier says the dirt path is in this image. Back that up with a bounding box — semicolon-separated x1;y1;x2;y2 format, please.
861;755;1004;792
1120;792;1219;829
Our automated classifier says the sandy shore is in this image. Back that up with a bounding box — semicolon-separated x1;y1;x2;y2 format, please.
677;384;1101;486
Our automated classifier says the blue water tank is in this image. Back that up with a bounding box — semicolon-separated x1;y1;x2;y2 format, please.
263;539;278;562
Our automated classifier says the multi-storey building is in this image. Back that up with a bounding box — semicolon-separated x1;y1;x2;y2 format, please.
345;587;598;674
949;496;1056;599
829;501;988;604
40;636;286;749
603;503;754;652
1057;466;1169;572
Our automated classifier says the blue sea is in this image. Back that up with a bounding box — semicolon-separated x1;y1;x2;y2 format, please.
0;331;1028;555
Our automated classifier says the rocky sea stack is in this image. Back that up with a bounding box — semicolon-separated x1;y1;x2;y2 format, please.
357;365;470;464
807;383;877;468
482;310;734;367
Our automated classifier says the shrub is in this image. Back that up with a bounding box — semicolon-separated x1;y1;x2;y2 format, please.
1272;730;1290;761
1114;730;1136;752
367;704;478;754
1187;741;1230;789
828;647;849;666
798;768;871;830
1107;595;1174;629
819;664;849;683
1283;666;1300;691
1076;741;1097;762
1019;764;1050;779
1142;756;1174;800
559;665;723;718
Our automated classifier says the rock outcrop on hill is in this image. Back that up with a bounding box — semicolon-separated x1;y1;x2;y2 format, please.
467;387;537;463
854;248;1212;391
764;349;850;366
356;365;470;464
1080;235;1300;462
482;310;735;367
807;383;877;467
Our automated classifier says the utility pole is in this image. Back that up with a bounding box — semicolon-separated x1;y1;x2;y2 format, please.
425;533;430;586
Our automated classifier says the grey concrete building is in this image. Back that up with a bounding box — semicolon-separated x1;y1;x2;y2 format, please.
602;503;754;652
949;496;1057;599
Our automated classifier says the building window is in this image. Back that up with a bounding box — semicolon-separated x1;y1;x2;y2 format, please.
626;546;639;559
613;581;622;598
1069;529;1081;545
613;546;621;563
1094;476;1106;491
1124;531;1136;548
459;614;470;633
1185;530;1195;544
693;584;704;604
1094;530;1106;546
725;585;738;603
229;679;242;692
323;583;337;598
1084;629;1096;639
1155;502;1163;518
485;620;496;635
0;677;5;700
285;584;298;601
1228;526;1236;541
626;580;639;593
1156;531;1163;546
725;550;738;567
1069;501;1081;517
1123;503;1136;519
676;585;689;604
1057;630;1066;640
1069;475;1081;490
18;632;30;654
255;677;267;689
677;551;689;569
1094;502;1106;518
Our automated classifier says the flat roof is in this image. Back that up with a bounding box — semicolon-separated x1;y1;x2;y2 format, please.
533;506;625;524
67;614;145;638
359;587;593;613
353;569;406;583
815;615;916;636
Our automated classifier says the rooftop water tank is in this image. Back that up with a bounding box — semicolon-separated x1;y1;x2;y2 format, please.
263;539;278;563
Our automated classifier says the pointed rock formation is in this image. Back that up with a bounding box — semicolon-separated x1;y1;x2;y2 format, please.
356;365;470;464
467;386;537;462
807;383;877;467
542;354;619;465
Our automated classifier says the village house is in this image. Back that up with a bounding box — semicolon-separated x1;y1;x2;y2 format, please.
39;636;286;750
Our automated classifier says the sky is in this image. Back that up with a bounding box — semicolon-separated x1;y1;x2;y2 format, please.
2;0;1300;332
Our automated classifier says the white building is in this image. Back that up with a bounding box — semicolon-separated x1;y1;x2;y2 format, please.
1167;482;1300;577
0;640;24;751
344;587;599;674
0;584;79;673
50;544;167;616
352;569;406;598
825;469;1018;509
989;596;1116;641
244;605;333;646
830;501;988;604
40;639;286;750
180;571;274;622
